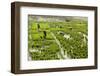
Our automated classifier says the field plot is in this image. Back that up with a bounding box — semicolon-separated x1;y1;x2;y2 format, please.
28;15;88;60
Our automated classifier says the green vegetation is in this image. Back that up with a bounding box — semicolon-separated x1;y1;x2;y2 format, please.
28;16;88;60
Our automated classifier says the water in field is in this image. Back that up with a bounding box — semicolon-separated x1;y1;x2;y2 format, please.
28;15;88;60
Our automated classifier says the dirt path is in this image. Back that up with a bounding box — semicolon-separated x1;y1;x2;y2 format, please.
50;32;69;59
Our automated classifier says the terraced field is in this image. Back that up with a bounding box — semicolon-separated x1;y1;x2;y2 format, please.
28;15;88;60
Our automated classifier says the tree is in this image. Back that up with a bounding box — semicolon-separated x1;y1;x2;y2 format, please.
37;23;40;31
43;31;47;39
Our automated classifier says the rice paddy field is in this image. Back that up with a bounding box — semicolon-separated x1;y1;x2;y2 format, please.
28;15;88;60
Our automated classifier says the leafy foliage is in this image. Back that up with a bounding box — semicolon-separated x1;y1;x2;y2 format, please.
28;17;88;60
